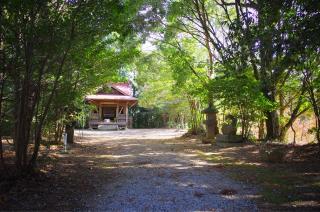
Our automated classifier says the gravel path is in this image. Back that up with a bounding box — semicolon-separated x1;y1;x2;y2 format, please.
77;129;258;211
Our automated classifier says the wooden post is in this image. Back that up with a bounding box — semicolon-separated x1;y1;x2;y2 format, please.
99;103;102;120
126;103;129;128
116;104;119;121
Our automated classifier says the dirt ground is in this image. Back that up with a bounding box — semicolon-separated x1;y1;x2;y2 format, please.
1;129;257;211
0;129;319;211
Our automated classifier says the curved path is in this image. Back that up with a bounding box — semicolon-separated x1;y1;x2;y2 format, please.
76;129;257;211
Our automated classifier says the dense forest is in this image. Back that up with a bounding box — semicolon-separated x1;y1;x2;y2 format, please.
135;0;320;145
0;0;320;202
0;0;151;171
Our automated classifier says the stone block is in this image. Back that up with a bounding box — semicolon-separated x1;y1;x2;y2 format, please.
215;134;243;143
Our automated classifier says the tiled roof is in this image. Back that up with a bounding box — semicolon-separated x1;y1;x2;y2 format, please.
85;94;137;101
111;82;133;96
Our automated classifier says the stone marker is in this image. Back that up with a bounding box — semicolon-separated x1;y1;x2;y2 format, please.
216;115;243;143
202;105;218;143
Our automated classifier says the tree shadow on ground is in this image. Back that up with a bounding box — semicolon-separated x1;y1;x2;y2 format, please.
0;137;257;211
0;135;319;211
195;142;320;211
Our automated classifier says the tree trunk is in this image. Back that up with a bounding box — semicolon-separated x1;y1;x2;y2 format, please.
188;98;202;134
311;113;320;152
257;0;281;141
59;123;64;143
303;70;320;150
261;80;280;141
14;114;33;170
0;135;3;168
265;110;280;140
54;121;64;143
14;85;33;171
28;124;42;167
311;105;320;150
262;84;280;141
279;124;289;142
258;120;265;140
316;117;320;150
29;43;71;167
0;0;4;168
291;122;296;145
279;111;305;142
279;90;285;119
14;78;39;171
0;86;4;167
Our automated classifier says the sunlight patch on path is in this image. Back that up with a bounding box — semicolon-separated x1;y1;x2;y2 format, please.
75;128;186;140
78;129;258;211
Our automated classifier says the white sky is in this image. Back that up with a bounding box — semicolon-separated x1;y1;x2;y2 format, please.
141;40;157;52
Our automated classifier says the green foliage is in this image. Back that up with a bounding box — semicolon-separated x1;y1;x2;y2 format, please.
152;0;320;141
210;67;275;138
133;52;192;129
0;0;165;168
132;107;165;128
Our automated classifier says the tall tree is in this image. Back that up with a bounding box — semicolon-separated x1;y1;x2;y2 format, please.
0;0;150;172
162;0;223;136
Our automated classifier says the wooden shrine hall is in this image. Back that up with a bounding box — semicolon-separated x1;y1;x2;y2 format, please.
85;82;137;130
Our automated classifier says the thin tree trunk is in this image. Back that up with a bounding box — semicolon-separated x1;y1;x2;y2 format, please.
258;119;264;140
29;19;75;166
309;94;320;149
291;122;296;145
54;120;60;143
279;90;284;119
57;123;64;143
0;83;4;167
13;18;38;171
29;68;62;166
14;71;34;171
241;114;245;138
30;45;74;166
316;117;320;151
0;72;5;167
303;70;320;150
0;0;4;168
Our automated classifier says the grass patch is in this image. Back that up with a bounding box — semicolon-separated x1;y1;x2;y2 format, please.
229;164;301;204
197;149;312;205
